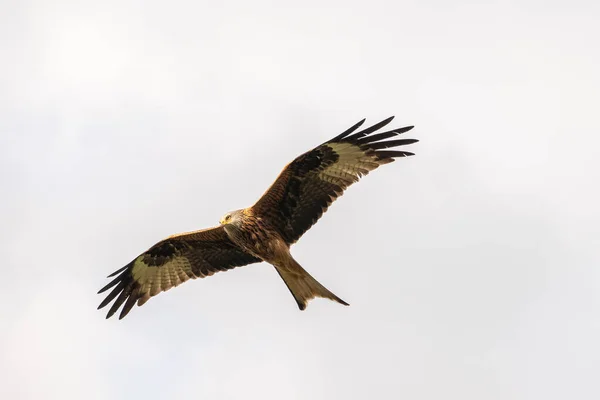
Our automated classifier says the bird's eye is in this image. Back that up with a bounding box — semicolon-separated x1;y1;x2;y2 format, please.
226;214;231;221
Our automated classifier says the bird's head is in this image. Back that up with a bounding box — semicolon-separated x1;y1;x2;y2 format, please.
219;209;243;226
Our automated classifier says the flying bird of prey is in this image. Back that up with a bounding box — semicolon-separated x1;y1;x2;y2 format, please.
98;116;417;319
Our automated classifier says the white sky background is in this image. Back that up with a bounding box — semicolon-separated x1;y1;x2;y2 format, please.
1;0;599;398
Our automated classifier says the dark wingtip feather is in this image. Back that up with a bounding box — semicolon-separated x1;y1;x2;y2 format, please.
396;125;414;134
370;116;395;128
327;118;367;143
105;305;118;319
354;126;415;146
343;116;397;142
106;288;130;319
368;138;420;150
97;280;126;310
107;265;128;278
376;150;415;159
119;289;139;319
326;117;416;146
98;269;129;294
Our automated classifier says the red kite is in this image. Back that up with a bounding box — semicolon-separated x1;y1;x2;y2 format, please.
98;117;417;319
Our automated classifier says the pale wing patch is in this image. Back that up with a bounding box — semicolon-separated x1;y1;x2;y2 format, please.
131;256;198;299
319;143;383;185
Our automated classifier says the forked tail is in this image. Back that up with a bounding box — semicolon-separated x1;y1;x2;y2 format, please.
274;256;349;310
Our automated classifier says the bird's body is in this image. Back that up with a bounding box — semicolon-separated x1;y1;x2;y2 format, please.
221;209;282;263
98;116;417;319
220;208;348;309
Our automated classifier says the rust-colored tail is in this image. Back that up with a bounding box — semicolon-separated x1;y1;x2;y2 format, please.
274;256;349;310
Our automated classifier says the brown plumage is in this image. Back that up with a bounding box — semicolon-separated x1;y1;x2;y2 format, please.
98;116;417;319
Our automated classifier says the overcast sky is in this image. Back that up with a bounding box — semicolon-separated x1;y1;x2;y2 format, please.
2;1;599;399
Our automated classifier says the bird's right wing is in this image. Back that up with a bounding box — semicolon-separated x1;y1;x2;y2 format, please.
97;226;261;319
251;117;417;245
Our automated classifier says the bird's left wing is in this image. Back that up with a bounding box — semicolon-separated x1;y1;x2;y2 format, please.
98;226;261;319
251;116;417;245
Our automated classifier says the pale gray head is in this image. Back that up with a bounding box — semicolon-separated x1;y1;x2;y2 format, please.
219;209;244;227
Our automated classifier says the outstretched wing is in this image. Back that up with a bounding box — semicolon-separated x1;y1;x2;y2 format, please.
98;226;261;319
251;116;417;245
